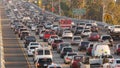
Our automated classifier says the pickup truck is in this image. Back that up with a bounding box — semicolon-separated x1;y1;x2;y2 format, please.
109;25;120;38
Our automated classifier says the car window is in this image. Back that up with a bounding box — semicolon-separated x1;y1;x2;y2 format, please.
63;48;72;52
45;50;50;55
74;56;83;61
31;43;39;45
116;60;120;64
74;37;81;40
49;66;61;68
37;50;43;55
102;36;111;40
38;58;52;63
30;47;37;49
68;53;77;56
54;40;63;43
51;36;58;38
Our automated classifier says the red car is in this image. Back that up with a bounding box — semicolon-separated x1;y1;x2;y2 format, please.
114;44;120;55
88;32;100;41
43;30;56;42
86;43;94;56
51;39;63;50
70;55;84;68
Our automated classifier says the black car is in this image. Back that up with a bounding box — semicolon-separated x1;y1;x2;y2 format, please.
35;58;52;68
24;36;36;48
78;41;90;51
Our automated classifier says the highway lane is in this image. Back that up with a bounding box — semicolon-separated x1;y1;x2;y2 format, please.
0;2;30;68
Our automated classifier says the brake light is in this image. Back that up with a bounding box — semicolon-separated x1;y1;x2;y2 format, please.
66;57;70;60
37;63;40;66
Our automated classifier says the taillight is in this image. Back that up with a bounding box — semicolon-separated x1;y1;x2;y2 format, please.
66;57;70;60
37;63;40;66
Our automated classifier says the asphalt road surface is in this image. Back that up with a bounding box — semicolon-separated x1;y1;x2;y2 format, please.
0;2;30;68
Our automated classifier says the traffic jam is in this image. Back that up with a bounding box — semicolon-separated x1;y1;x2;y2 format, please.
7;1;120;68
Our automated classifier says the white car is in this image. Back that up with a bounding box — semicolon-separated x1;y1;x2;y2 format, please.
81;29;92;37
47;64;62;68
31;25;37;31
64;52;77;64
110;59;120;68
71;36;83;45
62;31;73;37
33;47;52;61
48;35;59;45
27;42;41;56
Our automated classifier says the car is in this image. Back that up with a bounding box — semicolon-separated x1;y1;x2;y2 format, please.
24;36;36;48
74;26;84;35
20;31;30;40
78;41;90;51
39;29;45;39
114;44;120;55
85;23;92;29
48;35;59;45
70;55;85;68
110;59;120;68
99;35;113;46
88;32;100;41
71;36;83;45
18;28;27;37
14;24;24;34
64;52;77;64
91;26;99;32
33;47;52;61
81;29;92;37
86;43;94;56
51;39;63;50
57;42;71;53
62;30;73;37
43;30;56;42
60;46;73;58
34;57;53;68
47;64;62;68
44;23;53;29
27;42;41;57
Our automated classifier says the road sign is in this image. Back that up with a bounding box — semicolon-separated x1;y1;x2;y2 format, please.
72;8;86;15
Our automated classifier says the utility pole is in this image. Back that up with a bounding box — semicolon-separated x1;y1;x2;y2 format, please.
59;0;61;16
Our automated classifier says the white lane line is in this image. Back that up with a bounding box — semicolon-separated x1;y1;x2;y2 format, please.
0;4;5;68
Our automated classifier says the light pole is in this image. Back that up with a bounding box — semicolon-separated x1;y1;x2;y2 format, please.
59;0;61;16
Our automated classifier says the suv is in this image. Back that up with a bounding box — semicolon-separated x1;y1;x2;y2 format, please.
24;36;36;48
33;48;52;61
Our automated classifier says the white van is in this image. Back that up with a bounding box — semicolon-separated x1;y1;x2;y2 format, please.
92;43;111;56
33;47;52;61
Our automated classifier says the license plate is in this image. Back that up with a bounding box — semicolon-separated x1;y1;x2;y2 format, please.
44;64;47;66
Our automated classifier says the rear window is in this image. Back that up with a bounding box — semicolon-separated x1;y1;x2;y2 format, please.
74;37;81;40
45;50;50;55
31;43;39;45
37;50;43;55
54;40;63;43
30;47;37;49
68;53;77;56
116;60;120;64
62;37;72;40
63;48;72;52
22;32;29;34
74;56;83;61
81;42;89;45
49;66;61;68
102;36;111;40
38;58;52;63
51;36;58;38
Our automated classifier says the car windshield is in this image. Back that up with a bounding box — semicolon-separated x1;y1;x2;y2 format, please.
91;33;98;36
38;58;52;63
37;50;43;55
63;48;72;52
74;37;81;40
68;53;77;56
77;27;84;30
102;36;111;40
101;55;113;58
45;50;50;55
84;30;90;32
51;36;58;38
